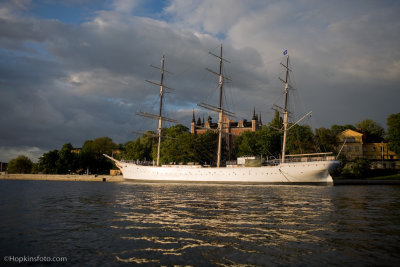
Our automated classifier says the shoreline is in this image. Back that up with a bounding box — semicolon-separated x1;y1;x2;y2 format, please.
0;173;124;182
1;174;400;185
333;179;400;185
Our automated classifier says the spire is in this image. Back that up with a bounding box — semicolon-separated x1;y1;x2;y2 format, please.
259;112;262;125
192;109;195;123
252;107;257;120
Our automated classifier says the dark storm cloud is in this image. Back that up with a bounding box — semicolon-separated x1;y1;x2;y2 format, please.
0;6;265;161
1;0;399;162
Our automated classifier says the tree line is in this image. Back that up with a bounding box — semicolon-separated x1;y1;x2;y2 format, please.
6;112;400;176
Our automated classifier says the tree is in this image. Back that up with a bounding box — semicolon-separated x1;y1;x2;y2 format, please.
255;126;281;158
269;110;283;130
192;130;218;165
235;131;257;157
80;137;117;174
57;143;79;174
356;119;385;142
125;131;156;161
387;113;400;154
7;155;33;174
286;124;315;154
155;124;199;164
330;154;347;177
315;127;337;152
341;157;370;178
125;138;145;160
38;150;59;174
330;124;356;136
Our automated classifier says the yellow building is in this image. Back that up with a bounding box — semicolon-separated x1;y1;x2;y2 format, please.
337;129;364;160
364;143;398;160
337;129;399;168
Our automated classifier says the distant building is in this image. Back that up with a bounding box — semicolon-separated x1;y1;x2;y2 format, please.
190;108;262;136
191;109;262;155
337;129;399;169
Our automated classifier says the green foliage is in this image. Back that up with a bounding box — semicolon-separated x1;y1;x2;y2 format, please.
356;119;385;142
286;124;315;154
315;127;337;152
160;131;193;164
125;139;145;160
255;126;281;158
7;155;33;174
387;113;400;154
38;150;59;174
341;157;371;178
81;137;117;174
57;143;79;174
235;112;282;159
191;130;218;165
270;110;283;129
330;154;347;177
234;126;281;159
155;124;219;165
235;131;257;157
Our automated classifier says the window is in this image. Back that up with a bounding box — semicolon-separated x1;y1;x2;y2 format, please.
372;146;376;152
355;146;359;152
347;146;352;152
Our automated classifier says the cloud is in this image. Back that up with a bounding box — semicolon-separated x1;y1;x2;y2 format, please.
0;0;399;162
112;0;143;13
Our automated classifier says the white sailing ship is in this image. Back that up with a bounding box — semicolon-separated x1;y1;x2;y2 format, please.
104;46;338;184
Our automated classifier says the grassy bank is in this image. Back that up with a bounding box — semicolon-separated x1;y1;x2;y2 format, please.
0;173;124;182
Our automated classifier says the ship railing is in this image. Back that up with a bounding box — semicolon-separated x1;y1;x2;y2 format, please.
284;153;335;163
121;160;155;166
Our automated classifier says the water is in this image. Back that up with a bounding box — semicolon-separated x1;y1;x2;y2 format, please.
1;180;400;266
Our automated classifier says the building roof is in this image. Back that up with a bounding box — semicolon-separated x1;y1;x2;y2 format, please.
338;129;363;136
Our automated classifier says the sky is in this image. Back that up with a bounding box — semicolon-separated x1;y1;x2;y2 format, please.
1;0;399;162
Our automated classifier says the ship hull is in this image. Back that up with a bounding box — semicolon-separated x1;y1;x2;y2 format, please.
116;160;337;184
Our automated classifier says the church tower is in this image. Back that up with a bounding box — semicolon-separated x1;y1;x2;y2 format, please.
191;110;196;134
252;107;258;132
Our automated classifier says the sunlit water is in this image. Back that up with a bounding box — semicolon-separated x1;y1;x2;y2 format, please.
0;180;399;266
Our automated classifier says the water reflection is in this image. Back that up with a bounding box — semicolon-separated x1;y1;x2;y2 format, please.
1;181;399;266
111;184;343;265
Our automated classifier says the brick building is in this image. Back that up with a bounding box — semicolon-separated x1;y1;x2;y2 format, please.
190;108;262;136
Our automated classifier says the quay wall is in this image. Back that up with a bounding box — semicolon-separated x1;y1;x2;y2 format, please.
0;173;124;182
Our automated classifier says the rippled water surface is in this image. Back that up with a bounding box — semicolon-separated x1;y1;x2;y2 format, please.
1;180;400;266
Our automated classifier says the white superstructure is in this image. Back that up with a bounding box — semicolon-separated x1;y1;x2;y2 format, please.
105;47;338;184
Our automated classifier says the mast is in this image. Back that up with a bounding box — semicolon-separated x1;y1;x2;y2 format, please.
136;55;178;167
216;44;224;168
281;55;290;163
198;43;233;167
157;55;166;167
